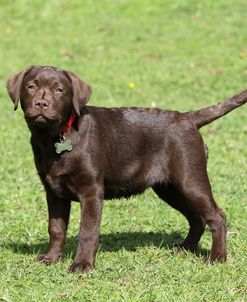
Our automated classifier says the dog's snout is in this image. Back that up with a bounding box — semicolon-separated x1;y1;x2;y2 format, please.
35;99;49;110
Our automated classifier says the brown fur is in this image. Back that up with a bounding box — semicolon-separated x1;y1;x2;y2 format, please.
6;65;246;272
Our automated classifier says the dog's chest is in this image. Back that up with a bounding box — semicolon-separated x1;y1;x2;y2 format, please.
39;156;77;200
45;173;68;198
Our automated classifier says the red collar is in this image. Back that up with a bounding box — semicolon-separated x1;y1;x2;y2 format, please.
63;111;76;133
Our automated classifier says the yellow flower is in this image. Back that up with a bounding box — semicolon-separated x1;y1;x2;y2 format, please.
239;51;247;58
128;82;136;89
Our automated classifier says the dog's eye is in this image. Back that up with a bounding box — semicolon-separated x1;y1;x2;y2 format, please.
27;84;36;90
56;88;63;93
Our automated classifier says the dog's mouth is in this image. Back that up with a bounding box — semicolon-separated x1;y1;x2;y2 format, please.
26;113;59;129
24;109;68;135
32;115;50;128
35;115;47;122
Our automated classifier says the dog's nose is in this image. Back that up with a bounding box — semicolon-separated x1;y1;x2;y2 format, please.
35;99;49;110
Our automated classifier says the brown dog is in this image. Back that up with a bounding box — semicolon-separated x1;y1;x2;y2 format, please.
6;65;246;272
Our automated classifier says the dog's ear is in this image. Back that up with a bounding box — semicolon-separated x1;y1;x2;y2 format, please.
6;66;34;111
63;70;92;116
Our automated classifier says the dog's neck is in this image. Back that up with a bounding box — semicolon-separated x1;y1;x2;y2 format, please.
62;111;76;133
28;111;77;140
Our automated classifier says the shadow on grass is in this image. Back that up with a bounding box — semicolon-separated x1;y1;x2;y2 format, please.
1;231;209;260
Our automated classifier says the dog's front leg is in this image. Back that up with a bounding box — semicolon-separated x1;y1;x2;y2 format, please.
37;189;71;263
69;186;103;273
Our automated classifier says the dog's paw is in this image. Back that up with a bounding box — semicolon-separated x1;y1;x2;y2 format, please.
210;252;227;263
172;242;198;253
37;253;63;264
68;261;94;273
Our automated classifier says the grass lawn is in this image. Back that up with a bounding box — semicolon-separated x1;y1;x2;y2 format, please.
0;0;247;301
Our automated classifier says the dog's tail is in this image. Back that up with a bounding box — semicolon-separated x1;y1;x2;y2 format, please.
187;89;247;129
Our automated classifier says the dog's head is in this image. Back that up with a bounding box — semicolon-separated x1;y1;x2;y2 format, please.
6;65;92;131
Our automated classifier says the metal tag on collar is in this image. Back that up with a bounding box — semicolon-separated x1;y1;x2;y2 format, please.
54;134;73;154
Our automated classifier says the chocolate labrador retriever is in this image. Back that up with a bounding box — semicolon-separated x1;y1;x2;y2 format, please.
6;65;246;272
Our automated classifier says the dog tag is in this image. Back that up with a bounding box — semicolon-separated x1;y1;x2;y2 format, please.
54;139;73;154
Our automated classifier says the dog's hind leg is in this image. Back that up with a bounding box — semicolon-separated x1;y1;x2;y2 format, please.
153;178;227;262
178;180;227;262
153;183;206;253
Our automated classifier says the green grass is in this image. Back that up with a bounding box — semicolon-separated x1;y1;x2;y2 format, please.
0;0;247;301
